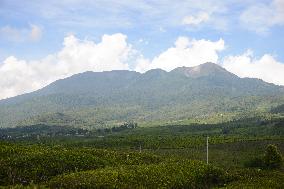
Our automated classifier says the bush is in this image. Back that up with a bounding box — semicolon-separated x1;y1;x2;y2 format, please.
244;144;283;169
244;157;265;168
263;144;283;169
0;144;161;186
49;160;228;189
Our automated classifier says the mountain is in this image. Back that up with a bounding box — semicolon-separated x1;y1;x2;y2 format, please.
271;104;284;114
0;62;284;128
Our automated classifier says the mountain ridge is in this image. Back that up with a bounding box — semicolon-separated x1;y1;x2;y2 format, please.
0;62;283;128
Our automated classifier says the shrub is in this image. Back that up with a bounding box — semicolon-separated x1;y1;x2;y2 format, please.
263;144;283;169
244;157;265;168
49;160;228;189
0;144;161;186
244;144;283;169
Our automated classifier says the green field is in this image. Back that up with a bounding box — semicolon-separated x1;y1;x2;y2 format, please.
0;116;283;188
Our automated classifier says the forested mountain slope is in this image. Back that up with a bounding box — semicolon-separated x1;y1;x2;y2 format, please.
0;62;283;128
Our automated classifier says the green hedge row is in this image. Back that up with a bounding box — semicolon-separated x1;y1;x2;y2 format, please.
49;160;228;189
0;143;161;186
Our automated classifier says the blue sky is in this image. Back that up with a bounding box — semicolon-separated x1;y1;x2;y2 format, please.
0;0;284;99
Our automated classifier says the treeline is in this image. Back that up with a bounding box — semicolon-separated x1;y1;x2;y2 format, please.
0;124;89;140
2;116;283;150
0;121;140;141
96;121;138;134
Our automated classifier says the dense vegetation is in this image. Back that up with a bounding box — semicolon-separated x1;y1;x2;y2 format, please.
0;115;283;188
0;63;284;188
0;143;161;186
1;63;284;128
49;160;227;189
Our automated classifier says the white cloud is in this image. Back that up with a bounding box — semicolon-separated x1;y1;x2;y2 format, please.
135;37;284;87
29;25;42;41
240;0;284;34
134;58;151;73
182;12;210;26
0;24;43;42
0;26;23;42
0;33;133;99
135;36;225;72
1;0;229;31
222;50;284;85
0;34;226;99
1;33;284;100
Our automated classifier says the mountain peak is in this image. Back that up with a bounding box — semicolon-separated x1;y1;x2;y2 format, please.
172;62;236;78
196;62;222;69
0;61;283;128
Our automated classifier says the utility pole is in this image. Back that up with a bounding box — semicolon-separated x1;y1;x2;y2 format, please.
206;136;209;164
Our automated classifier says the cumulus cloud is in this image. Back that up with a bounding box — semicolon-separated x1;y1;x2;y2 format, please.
182;12;210;26
222;50;284;85
1;33;284;100
135;37;284;87
135;36;225;72
240;0;284;34
0;33;133;99
0;24;42;42
0;34;226;99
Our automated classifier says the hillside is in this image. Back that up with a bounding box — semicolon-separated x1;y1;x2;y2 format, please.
0;62;284;128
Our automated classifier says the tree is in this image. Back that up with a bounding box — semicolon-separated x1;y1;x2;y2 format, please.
263;144;283;169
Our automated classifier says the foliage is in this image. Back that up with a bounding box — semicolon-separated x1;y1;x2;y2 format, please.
244;157;265;168
48;160;228;189
0;143;161;186
244;144;283;169
0;116;283;188
263;144;283;169
1;63;284;128
271;104;284;113
223;169;284;188
0;124;89;140
98;121;138;133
